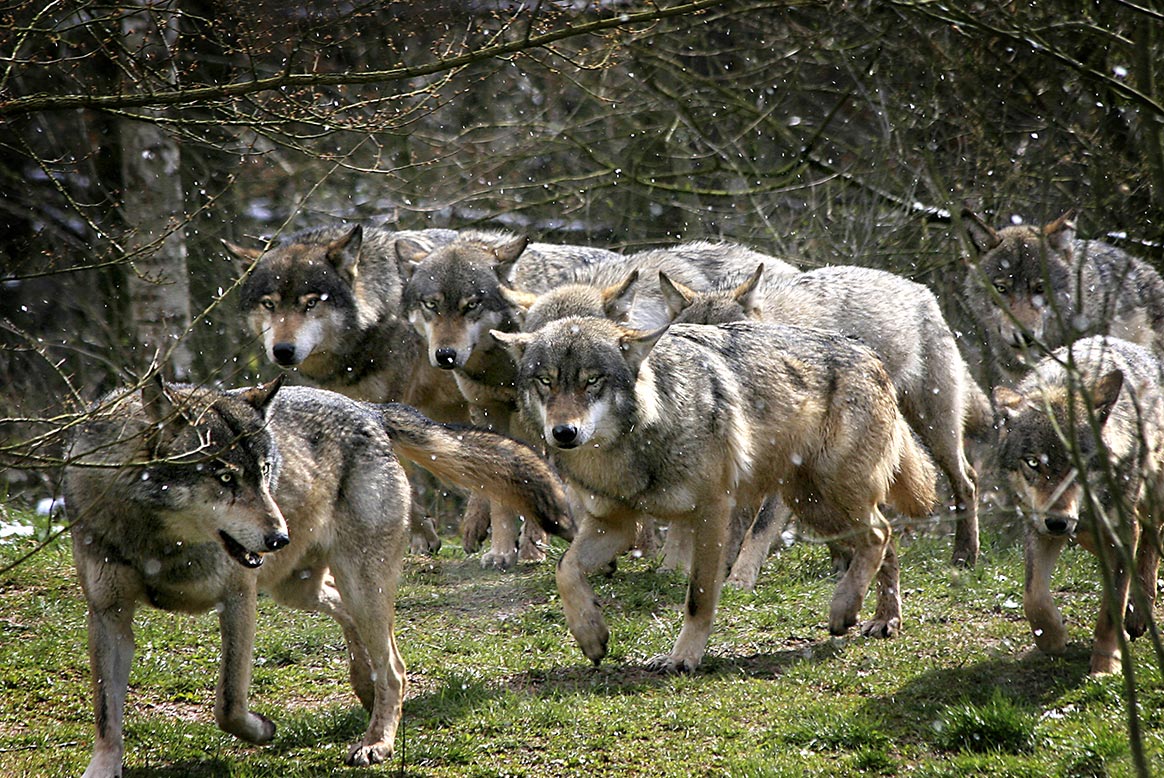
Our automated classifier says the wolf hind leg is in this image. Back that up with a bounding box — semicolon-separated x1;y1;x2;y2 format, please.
861;530;902;637
727;498;791;591
827;514;890;636
1126;517;1160;639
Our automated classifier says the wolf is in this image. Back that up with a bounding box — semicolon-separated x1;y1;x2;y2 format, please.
660;264;992;585
65;376;571;777
493;317;937;673
225;224;468;553
961;209;1164;382
992;336;1164;675
396;230;622;567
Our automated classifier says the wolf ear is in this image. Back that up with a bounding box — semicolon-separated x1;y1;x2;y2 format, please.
961;209;1001;257
733;264;765;318
141;374;188;454
601;271;639;323
492;235;530;283
222;239;264;278
499;285;539;316
325;225;363;283
490;329;531;362
658;272;697;320
1092;369;1124;427
619;325;668;374
238;374;285;414
1043;211;1077;254
395;236;432;276
992;386;1026;420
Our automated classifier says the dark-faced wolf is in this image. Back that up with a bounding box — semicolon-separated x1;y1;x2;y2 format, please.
226;224;470;553
65;377;570;776
396;229;621;568
494;317;937;673
661;264;992;584
961;209;1164;382
993;336;1164;675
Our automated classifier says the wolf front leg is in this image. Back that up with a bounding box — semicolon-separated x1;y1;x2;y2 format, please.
556;508;638;666
1023;529;1069;659
647;499;731;673
215;578;276;744
81;597;138;778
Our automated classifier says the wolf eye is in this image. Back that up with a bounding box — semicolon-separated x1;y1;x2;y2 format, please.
585;376;603;388
993;282;1009;294
261;299;276;311
217;470;235;486
464;299;480;312
304;297;319;310
1022;456;1041;471
422;300;437;311
1031;282;1044;295
536;375;552;387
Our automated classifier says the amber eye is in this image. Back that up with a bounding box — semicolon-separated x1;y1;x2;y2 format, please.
464;300;480;312
993;282;1008;294
536;375;552;387
422;300;437;311
217;470;235;486
1022;456;1041;471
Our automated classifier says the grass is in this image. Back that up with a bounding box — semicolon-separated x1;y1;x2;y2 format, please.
2;508;1164;777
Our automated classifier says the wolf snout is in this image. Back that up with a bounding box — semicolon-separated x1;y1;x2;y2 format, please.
551;423;580;448
272;342;299;365
434;347;459;369
1042;514;1074;535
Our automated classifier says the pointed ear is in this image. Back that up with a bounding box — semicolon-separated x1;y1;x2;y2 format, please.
1092;369;1124;427
222;239;264;278
325;225;363;283
658;272;697;320
500;285;539;316
1043;211;1077;253
992;386;1025;419
961;209;1000;257
619;325;668;374
238;374;285;414
142;372;176;427
490;329;531;363
733;264;765;318
395;236;432;276
601;271;639;323
492;235;530;283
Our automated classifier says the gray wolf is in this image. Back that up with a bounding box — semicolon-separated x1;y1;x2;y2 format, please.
660;264;992;584
993;336;1164;675
961;209;1164;382
396;230;621;568
494;317;937;672
65;376;571;776
225;224;468;553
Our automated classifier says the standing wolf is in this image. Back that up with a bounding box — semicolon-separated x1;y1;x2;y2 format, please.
961;209;1164;382
65;376;571;776
993;336;1164;675
494;317;937;672
226;224;468;552
660;264;992;583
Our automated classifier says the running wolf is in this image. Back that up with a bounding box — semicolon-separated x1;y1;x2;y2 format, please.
494;317;937;673
961;209;1164;382
993;336;1164;675
660;264;992;584
225;224;467;553
65;376;571;776
396;230;621;567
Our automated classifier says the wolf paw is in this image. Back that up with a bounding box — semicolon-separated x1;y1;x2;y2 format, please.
346;741;392;766
644;654;698;674
859;617;900;639
481;548;517;570
571;613;609;665
1125;604;1150;639
220;711;276;744
517;540;547;564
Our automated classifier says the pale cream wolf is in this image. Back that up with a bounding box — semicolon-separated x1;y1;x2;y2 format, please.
660;264;992;585
64;376;571;776
225;224;469;553
961;209;1164;382
396;229;621;567
993;336;1164;675
494;317;937;673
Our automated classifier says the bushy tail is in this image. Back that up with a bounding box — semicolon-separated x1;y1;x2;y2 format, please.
887;419;938;518
961;367;996;444
377;403;574;540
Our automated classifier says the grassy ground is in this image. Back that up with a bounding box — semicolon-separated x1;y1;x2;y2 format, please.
2;509;1162;777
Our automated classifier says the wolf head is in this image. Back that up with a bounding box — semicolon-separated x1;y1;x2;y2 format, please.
962;210;1079;368
398;232;528;369
503;271;639;333
119;376;288;568
227;226;363;369
993;368;1126;538
661;264;764;325
493;317;664;450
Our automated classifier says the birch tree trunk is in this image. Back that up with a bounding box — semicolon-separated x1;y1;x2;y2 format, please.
120;0;193;381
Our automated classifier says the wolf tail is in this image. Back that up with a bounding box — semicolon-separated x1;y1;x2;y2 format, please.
377;402;575;540
961;368;996;444
887;418;938;518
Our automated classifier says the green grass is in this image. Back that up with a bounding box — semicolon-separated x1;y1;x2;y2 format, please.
2;509;1164;777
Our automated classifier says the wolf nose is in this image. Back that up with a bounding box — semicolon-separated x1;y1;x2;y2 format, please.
1044;516;1070;535
434;347;458;369
264;530;290;551
272;343;297;365
552;424;579;446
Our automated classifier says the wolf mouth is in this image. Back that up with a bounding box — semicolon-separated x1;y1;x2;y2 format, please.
219;530;264;568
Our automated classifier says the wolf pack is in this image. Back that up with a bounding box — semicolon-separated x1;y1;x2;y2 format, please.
64;208;1164;775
